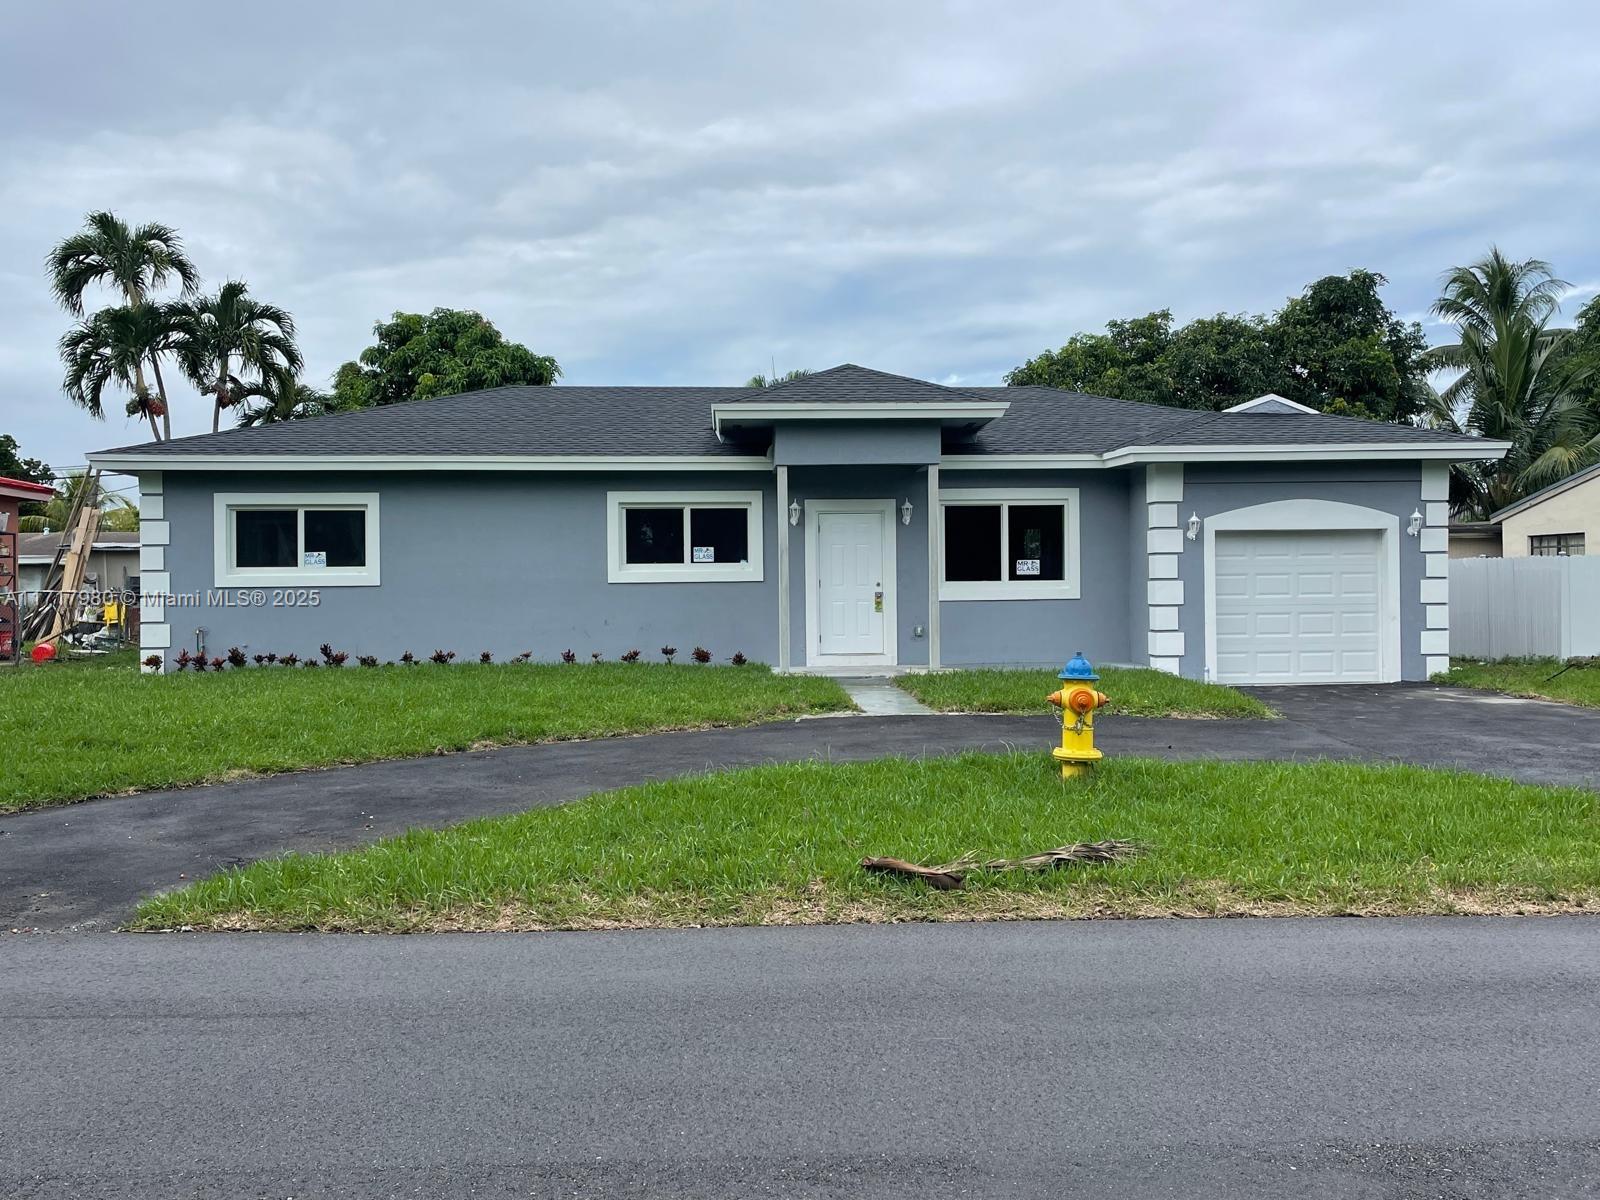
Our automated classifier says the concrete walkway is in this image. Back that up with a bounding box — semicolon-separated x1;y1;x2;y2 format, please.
6;683;1600;931
834;675;934;714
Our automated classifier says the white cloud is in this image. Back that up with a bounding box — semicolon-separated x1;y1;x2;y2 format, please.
2;0;1598;469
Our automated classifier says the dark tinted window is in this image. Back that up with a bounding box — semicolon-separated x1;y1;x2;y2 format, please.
235;509;296;568
305;510;366;567
1007;505;1064;580
945;505;1001;581
689;507;748;564
624;508;684;564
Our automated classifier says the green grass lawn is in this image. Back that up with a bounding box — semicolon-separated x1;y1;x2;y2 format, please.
897;666;1275;718
0;662;850;813
131;752;1600;932
1435;659;1600;708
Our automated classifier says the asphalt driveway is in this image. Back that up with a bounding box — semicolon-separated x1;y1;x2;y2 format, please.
5;683;1600;931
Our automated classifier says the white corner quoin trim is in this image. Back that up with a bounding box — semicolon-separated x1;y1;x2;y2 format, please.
1202;498;1403;684
213;492;382;588
606;490;765;584
1145;464;1184;674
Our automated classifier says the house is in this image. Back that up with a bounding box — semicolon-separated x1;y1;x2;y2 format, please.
16;530;141;609
1448;521;1503;558
0;475;53;535
88;364;1506;683
1489;462;1600;558
0;476;54;663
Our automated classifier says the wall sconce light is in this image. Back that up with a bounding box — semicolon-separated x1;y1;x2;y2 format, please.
901;498;914;526
788;499;801;526
1407;509;1423;537
1185;512;1201;541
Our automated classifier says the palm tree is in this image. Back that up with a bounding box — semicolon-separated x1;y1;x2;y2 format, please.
171;281;303;432
236;366;334;425
1424;249;1596;517
16;470;136;533
59;304;186;441
47;212;199;440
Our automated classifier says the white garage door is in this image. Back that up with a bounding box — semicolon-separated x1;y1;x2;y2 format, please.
1213;529;1384;684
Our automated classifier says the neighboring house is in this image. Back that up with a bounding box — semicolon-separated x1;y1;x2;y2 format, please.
88;364;1506;684
1490;462;1600;558
0;475;53;535
1448;521;1503;558
16;531;141;608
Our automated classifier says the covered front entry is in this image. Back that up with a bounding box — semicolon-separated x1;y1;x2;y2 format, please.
804;499;897;668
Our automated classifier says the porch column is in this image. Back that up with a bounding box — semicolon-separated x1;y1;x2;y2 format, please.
776;465;791;672
926;463;940;670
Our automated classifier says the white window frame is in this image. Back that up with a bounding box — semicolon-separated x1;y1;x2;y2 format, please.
213;492;381;587
606;490;765;584
938;487;1080;601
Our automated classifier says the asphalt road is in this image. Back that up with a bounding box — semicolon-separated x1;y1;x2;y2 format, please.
8;683;1600;932
5;917;1600;1198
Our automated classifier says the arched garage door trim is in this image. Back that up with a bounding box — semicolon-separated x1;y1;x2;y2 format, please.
1203;498;1401;684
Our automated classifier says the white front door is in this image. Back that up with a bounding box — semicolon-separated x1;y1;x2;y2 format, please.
807;501;896;666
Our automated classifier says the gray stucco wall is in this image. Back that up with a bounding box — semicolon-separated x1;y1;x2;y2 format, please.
774;422;940;466
1124;467;1149;668
936;469;1134;669
1173;461;1428;681
156;470;780;665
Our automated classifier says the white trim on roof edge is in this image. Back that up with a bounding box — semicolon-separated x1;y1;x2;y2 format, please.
1100;441;1511;467
89;439;1509;475
88;453;776;474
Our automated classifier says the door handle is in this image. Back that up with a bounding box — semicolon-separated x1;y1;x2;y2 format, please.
874;589;884;613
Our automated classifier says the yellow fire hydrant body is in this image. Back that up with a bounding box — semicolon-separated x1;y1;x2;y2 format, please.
1048;652;1109;778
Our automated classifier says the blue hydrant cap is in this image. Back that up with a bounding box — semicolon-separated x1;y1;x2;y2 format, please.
1060;651;1099;681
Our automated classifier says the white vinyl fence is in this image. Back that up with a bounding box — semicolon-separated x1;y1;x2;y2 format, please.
1450;556;1600;660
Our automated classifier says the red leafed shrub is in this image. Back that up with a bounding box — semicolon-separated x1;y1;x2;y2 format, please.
358;655;379;668
174;648;192;668
429;649;455;664
280;653;300;667
730;652;747;666
400;651;415;665
302;658;320;669
620;649;641;663
591;651;602;662
691;646;712;664
513;651;532;663
660;646;677;663
227;647;248;668
209;656;226;671
561;649;577;664
480;651;493;664
142;654;163;670
319;643;348;666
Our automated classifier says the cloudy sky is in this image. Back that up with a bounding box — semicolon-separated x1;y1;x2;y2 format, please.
3;0;1598;473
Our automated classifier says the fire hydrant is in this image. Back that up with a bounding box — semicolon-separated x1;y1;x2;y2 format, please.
1047;651;1109;779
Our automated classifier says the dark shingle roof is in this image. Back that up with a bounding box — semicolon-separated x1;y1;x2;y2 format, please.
723;363;996;405
94;365;1493;460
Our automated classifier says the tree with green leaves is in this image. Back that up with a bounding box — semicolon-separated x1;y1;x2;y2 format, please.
1007;271;1430;420
47;212;199;440
744;368;812;388
170;281;303;432
1422;249;1595;517
0;434;51;488
331;309;559;410
58;303;187;441
237;366;336;426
